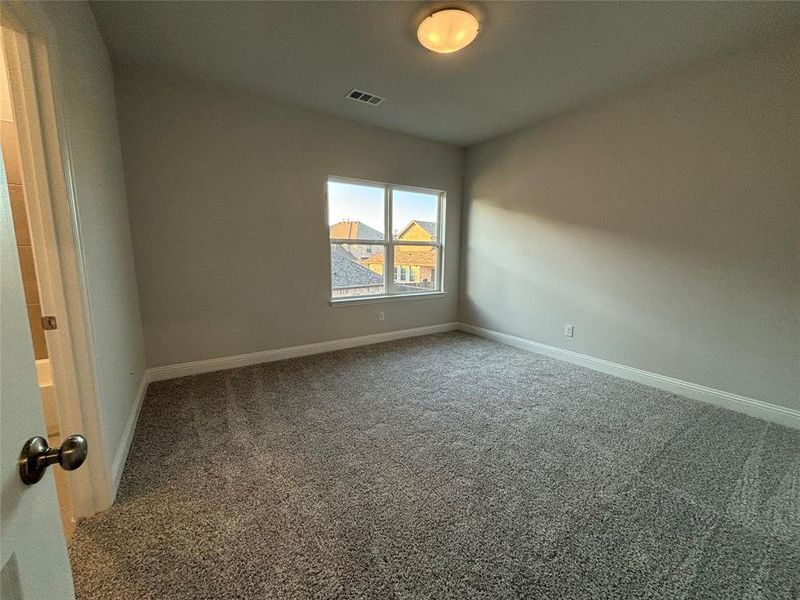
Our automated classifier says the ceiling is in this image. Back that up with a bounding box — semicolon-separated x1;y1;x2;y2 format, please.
90;1;800;146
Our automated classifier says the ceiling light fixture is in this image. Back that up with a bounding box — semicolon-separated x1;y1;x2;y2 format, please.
417;8;479;54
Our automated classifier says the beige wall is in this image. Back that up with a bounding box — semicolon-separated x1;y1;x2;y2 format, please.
113;67;463;368
37;2;147;463
1;42;47;359
461;33;800;411
1;67;48;359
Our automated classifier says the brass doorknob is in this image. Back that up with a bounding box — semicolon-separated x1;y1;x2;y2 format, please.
18;434;88;485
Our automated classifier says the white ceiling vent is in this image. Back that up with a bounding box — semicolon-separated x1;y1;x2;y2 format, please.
347;89;385;106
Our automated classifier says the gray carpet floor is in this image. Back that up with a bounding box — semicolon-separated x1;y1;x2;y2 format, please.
69;332;800;599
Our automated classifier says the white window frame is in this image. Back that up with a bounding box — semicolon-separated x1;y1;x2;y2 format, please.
327;176;446;304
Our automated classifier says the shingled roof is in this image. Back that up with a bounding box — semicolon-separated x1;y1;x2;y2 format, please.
362;246;436;268
396;220;437;241
331;245;383;289
329;221;383;241
415;220;437;239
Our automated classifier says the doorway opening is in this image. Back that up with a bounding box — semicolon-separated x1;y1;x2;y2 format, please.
1;16;112;535
1;28;75;538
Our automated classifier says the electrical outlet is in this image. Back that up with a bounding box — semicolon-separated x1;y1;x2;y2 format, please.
564;324;574;338
378;311;385;322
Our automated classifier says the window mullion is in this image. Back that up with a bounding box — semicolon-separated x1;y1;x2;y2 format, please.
385;185;395;295
437;192;444;292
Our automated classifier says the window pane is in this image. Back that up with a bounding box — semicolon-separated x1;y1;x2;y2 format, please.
331;244;385;298
393;246;438;294
392;189;439;241
328;181;385;241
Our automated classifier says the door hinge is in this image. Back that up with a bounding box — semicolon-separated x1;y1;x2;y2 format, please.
41;315;58;330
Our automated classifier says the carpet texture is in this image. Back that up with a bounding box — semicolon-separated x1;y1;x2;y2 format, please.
69;332;800;599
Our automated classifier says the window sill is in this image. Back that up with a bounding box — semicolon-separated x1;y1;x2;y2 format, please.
329;291;447;307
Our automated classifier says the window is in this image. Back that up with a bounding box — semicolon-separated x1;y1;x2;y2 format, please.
328;177;444;300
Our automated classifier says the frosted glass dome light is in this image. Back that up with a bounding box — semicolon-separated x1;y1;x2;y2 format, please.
417;9;480;54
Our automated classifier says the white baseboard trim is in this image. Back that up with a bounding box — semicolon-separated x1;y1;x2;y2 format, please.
459;323;800;430
114;320;795;495
110;372;150;497
147;322;460;382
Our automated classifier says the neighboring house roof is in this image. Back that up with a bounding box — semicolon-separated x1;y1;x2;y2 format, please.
394;248;437;267
331;245;384;288
396;220;437;241
363;247;436;268
416;221;437;239
330;221;383;241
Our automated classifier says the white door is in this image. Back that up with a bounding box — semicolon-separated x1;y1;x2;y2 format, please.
1;152;74;597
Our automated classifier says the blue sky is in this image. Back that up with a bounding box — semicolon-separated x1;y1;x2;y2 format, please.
328;181;437;236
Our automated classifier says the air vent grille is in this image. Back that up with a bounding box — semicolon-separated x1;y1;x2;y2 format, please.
347;89;385;106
